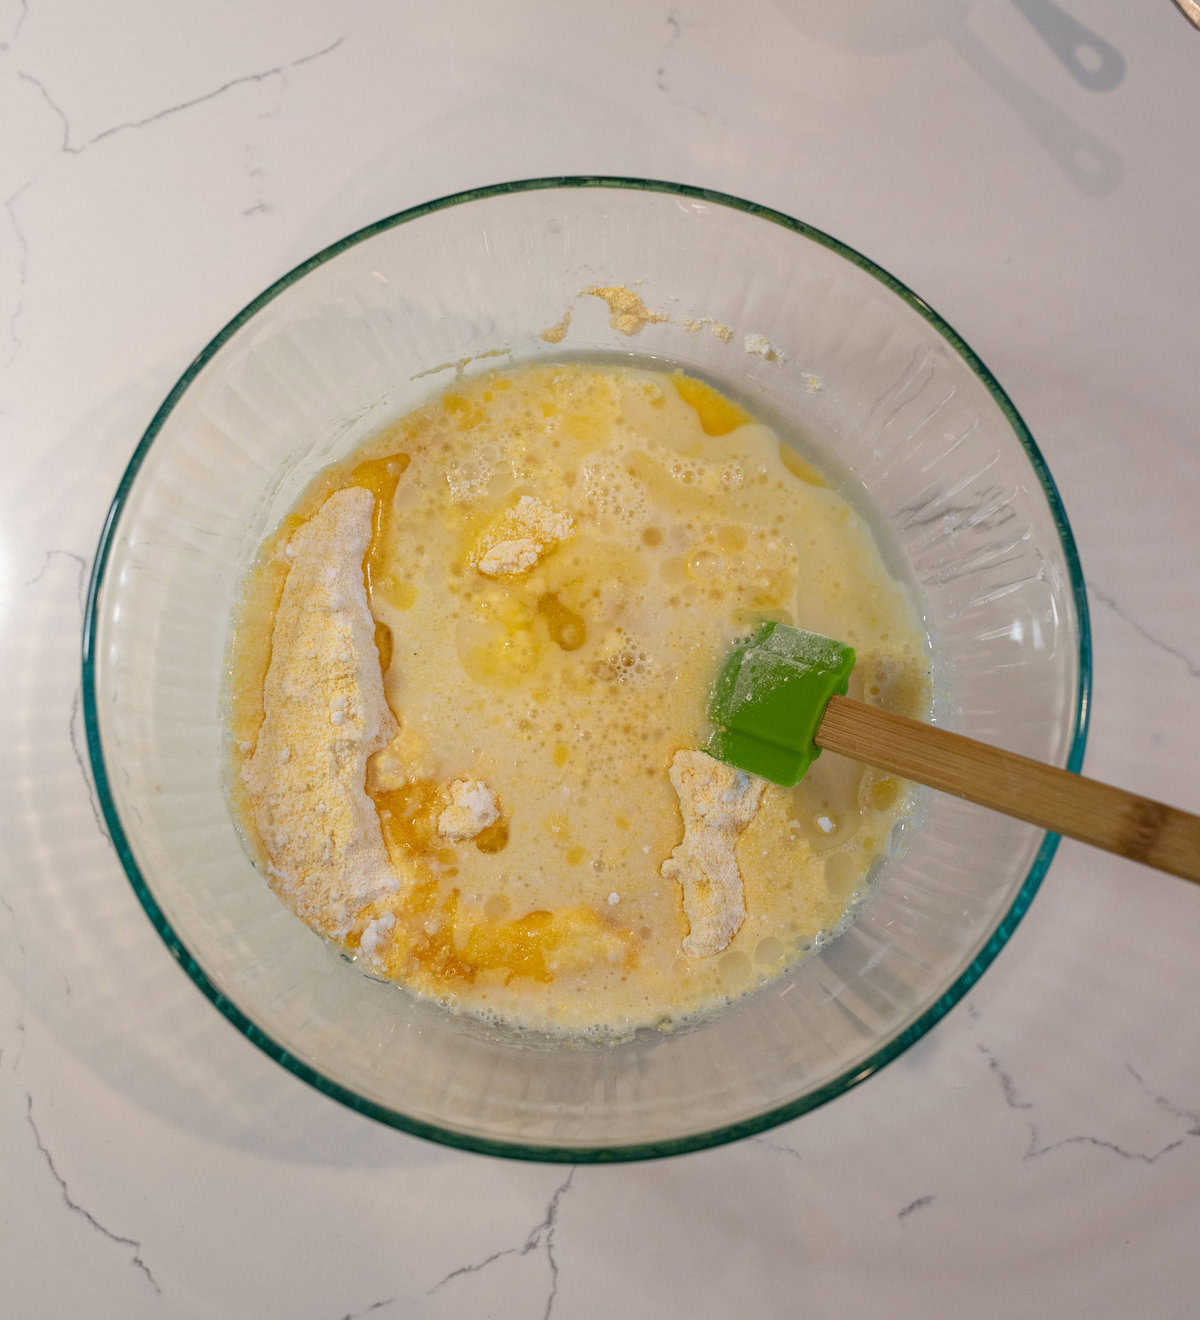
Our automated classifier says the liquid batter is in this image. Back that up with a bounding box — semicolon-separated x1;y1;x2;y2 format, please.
228;362;929;1036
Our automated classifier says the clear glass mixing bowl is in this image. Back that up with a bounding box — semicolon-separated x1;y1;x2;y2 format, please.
83;179;1089;1161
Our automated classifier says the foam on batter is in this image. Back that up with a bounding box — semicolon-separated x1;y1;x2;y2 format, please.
229;362;930;1036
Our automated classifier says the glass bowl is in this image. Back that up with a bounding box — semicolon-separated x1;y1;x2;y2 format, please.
84;178;1089;1161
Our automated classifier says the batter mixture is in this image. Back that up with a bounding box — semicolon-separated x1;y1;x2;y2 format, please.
228;362;929;1036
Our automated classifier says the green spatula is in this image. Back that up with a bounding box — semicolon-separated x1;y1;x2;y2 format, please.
710;622;1200;883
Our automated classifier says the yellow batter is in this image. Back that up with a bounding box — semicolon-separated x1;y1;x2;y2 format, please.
228;362;929;1037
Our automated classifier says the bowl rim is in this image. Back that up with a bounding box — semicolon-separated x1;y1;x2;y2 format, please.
82;175;1092;1163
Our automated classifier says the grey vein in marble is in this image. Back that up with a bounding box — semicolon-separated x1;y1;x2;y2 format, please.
429;1169;575;1320
338;1297;396;1320
18;35;345;158
1;0;27;49
69;682;111;843
897;1195;935;1221
1090;583;1200;679
1125;1064;1200;1136
1024;1126;1185;1165
0;888;27;1071
15;70;71;147
977;1042;1034;1111
25;1094;161;1293
655;8;682;93
25;550;113;843
652;8;724;126
753;1134;806;1166
3;181;32;365
242;148;271;218
25;547;87;613
979;1033;1198;1166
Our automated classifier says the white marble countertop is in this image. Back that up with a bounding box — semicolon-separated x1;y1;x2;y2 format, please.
3;1;1199;1315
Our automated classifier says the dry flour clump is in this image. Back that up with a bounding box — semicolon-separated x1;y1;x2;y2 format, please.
359;911;396;963
582;285;667;336
474;495;573;577
743;332;780;362
241;488;401;938
661;750;765;957
438;779;499;842
682;316;733;343
539;310;572;344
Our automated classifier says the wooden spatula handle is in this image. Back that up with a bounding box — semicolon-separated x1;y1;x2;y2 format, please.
816;695;1200;883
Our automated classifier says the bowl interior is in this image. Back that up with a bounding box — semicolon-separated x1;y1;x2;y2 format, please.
85;180;1087;1160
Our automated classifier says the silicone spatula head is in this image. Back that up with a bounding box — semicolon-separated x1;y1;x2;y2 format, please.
707;622;856;786
706;625;1200;885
